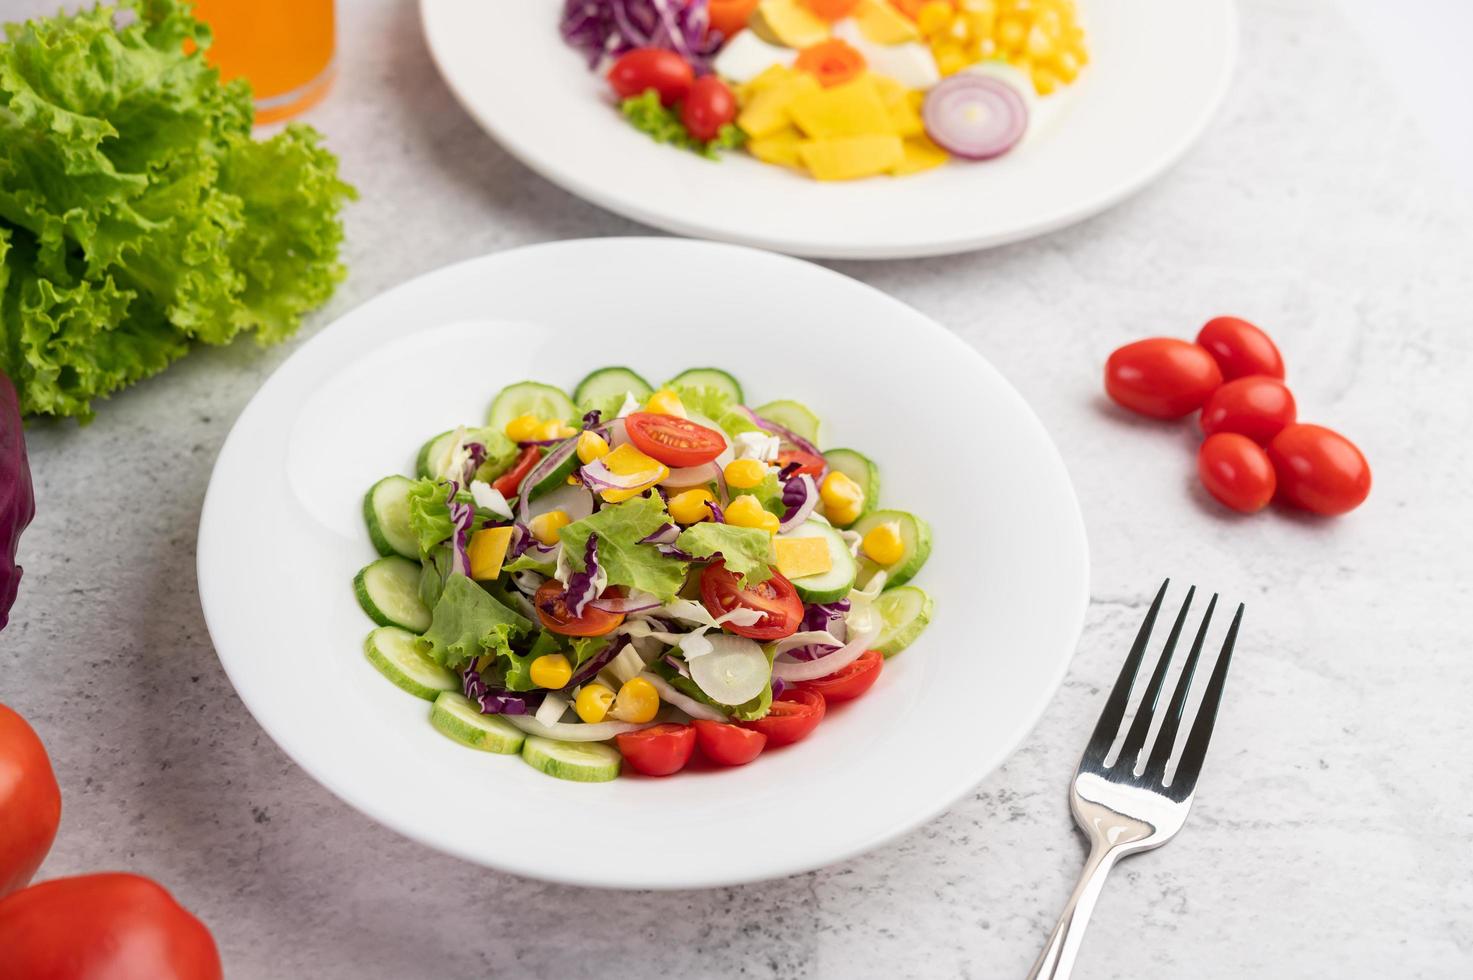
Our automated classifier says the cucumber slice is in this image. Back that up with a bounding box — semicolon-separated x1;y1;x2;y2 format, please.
852;510;933;590
574;367;653;413
354;556;432;632
416;426;500;480
364;626;457;699
363;476;419;559
487;381;578;432
521;735;621;782
754;400;820;443
822;448;879;521
431;692;526;753
780;521;857;603
523;439;581;501
873;586;934;657
666;368;744;405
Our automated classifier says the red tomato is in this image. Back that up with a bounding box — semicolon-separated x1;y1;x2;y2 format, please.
708;0;759;38
0;873;222;980
1267;424;1371;516
741;688;826;746
607;48;694;107
0;704;60;899
777;449;825;477
1196;316;1285;381
1198;433;1276;514
625;412;727;468
1105;338;1224;419
700;562;803;641
692;720;767;766
616;723;696;776
534;580;626;637
680;75;737;141
491;446;542;498
1199;376;1297;445
801;649;883;703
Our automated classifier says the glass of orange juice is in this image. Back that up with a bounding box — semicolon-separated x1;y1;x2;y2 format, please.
191;0;336;124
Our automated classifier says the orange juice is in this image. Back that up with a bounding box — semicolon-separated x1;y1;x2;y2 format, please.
192;0;336;123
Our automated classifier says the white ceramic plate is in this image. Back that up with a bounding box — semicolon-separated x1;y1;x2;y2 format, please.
198;238;1088;888
419;0;1235;259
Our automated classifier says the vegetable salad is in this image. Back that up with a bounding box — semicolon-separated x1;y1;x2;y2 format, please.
561;0;1088;180
354;368;934;781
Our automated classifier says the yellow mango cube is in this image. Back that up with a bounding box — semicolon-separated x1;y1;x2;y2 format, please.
789;76;894;139
738;73;822;139
748;128;806;169
773;536;834;580
890;134;950;175
799;134;904;180
468;526;515;581
884;95;925;138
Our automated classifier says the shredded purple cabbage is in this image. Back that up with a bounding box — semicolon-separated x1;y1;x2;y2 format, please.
463;663;546;715
778;474;818;532
656;544;695;560
560;0;722;73
639;523;680;546
801;600;850;634
0;373;33;630
705;499;726;524
582;409;603;429
778;461;802;481
568;638;624;688
561;533;602;617
662;653;692;678
770;676;788;699
446;481;477;576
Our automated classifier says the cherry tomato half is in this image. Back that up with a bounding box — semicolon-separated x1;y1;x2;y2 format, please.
625;412;727;468
1196;316;1285;381
1198;433;1276;514
607;48;694;107
534;580;626;637
777;449;825;478
700;562;803;641
491;446;542;498
1267;424;1371;516
741;688;826;747
692;719;767;766
1105;338;1224;419
0;704;60;899
616;724;696;777
801;649;883;703
1199;376;1297;445
680;76;737;142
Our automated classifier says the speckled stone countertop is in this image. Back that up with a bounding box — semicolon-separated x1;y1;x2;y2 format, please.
4;1;1471;977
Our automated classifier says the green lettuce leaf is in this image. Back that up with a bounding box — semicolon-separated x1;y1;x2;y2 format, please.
675;522;774;587
748;471;787;516
619;90;745;160
499;629;564;692
415;573;534;670
558;494;689;602
405;478;453;555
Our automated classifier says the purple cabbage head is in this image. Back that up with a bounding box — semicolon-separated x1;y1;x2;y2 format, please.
0;373;32;630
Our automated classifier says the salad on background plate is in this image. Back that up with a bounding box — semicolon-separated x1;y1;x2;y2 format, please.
353;367;934;781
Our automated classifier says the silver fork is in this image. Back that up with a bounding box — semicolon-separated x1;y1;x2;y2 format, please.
1027;580;1244;980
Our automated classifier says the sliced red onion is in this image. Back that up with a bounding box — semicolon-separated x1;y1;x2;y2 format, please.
580;455;665;492
661;653;691;678
638;523;680;546
800;599;850;634
771;623;880;682
515;439;579;524
526;483;594;523
772;630;843;661
656;544;694;560
778;474;818;532
922;73;1028;161
590;589;662;614
740;406;822;458
662;461;719;488
503;713;659;741
770;676;789;700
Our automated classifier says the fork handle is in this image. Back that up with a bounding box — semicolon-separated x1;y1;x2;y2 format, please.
1025;840;1122;980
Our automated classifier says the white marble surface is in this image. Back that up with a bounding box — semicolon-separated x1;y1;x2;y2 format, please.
5;0;1473;977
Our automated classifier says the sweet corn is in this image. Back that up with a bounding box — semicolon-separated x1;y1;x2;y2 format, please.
820;471;865;526
862;521;906;565
575;683;615;723
644;388;687;418
576;429;610;464
610;676;660;723
529;509;571;545
725;494;780;533
668;488;716;525
505;413;543;442
916;1;953;33
723;458;768;490
529;653;573;689
539;420;577;441
917;0;1086;93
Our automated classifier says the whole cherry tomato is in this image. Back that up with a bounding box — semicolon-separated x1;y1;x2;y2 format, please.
0;873;222;980
615;724;696;777
681;76;737;142
1199;376;1297;445
1267;424;1371;516
692;720;767;766
0;704;60;898
741;688;826;746
1198;433;1276;513
801;650;883;703
607;48;694;107
1105;338;1223;419
1196;316;1285;380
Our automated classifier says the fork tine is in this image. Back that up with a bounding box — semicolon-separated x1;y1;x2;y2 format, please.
1115;586;1196;771
1167;602;1244;796
1143;593;1218;783
1081;579;1169;766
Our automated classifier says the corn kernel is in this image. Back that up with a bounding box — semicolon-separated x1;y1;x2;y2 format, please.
862;521;906;565
610;676;660;723
644;388;687;418
505;413;543;442
820;471;865;526
576;429;610;464
996;16;1025;49
725;494;778;532
917;1;954;34
724;458;768;489
539;420;577;441
575;683;615;723
935;43;970;75
1025;23;1052;58
1032;67;1059;94
668;488;716;525
529;653;573;689
529;509;571;545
